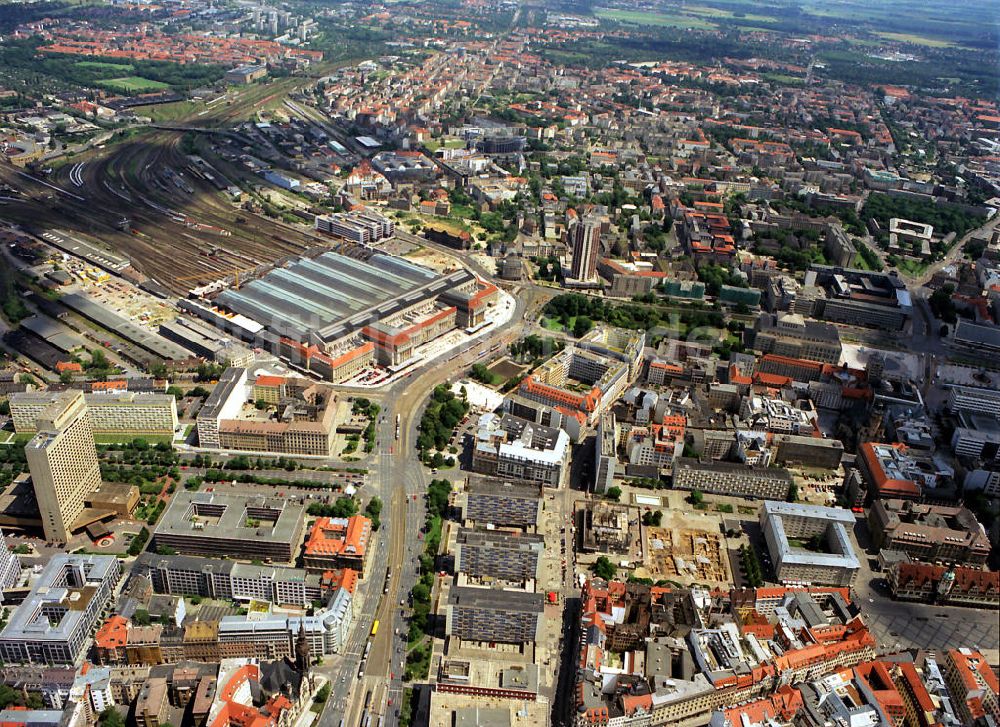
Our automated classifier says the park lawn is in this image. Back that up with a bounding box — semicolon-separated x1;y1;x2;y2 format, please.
75;61;135;74
540;316;566;333
894;258;930;277
99;76;170;93
762;73;805;86
594;8;716;29
450;203;476;220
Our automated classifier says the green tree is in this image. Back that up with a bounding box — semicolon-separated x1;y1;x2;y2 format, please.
365;496;383;530
592;556;617;581
99;708;126;727
688;490;703;505
605;486;622;502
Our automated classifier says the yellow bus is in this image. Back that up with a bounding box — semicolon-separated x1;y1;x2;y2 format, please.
370;619;379;638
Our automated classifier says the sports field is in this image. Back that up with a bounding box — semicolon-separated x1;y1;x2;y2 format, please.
99;76;170;93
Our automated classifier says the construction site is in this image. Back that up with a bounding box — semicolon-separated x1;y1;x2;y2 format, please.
640;512;732;587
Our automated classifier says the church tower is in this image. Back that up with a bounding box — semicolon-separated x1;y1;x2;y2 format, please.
295;620;311;674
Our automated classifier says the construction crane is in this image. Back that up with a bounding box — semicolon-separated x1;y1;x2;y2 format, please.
176;265;261;290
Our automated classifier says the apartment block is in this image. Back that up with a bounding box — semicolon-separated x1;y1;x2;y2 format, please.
445;586;544;645
594;413;618;494
943;649;1000;726
458;479;541;530
672;458;793;501
11;391;177;437
454;528;544;584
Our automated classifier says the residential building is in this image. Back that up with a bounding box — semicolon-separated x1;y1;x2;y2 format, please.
454;528;544;584
457;479;541;530
943;649;999;726
24;390;102;543
134;677;168;727
570;216;601;282
672;458;793;500
445;586;545;645
594;413;618;494
10;391;178;437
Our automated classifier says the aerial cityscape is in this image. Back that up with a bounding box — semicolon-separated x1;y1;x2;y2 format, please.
0;1;997;726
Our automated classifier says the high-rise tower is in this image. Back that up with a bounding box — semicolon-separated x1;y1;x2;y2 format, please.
25;391;101;543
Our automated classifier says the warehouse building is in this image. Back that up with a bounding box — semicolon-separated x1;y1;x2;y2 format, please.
158;317;255;368
58;293;191;362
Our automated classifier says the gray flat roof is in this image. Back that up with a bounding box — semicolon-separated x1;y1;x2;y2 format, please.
954;319;1000;350
154;490;304;545
213;251;460;344
59;292;189;360
198;367;246;421
0;554;117;642
447;585;544;613
457;528;545;549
